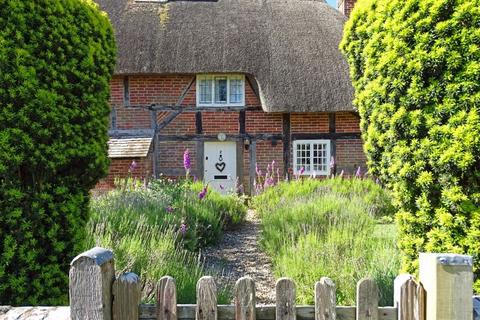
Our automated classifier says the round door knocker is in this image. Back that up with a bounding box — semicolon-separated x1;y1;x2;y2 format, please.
215;150;226;172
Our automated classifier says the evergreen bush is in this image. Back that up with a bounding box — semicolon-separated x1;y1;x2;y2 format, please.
341;0;480;290
0;0;116;305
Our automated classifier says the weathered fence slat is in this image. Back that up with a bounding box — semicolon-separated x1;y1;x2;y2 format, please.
69;246;115;320
276;278;296;320
196;276;218;320
356;278;379;320
315;277;336;320
415;282;425;320
157;276;178;320
397;278;426;320
113;272;141;320
139;305;397;320
235;277;256;320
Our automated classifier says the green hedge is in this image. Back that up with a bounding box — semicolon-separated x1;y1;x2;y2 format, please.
0;0;116;305
341;0;480;290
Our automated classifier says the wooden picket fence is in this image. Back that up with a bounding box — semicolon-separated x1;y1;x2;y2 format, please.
68;248;424;320
1;247;475;320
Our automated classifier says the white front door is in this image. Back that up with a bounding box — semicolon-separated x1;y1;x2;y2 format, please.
204;141;237;194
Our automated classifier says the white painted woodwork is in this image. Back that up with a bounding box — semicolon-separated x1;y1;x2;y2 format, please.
204;141;237;194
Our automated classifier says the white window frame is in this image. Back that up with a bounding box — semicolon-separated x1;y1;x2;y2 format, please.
293;140;331;176
196;74;245;107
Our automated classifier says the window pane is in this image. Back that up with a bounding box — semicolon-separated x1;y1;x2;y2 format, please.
230;79;243;103
215;78;227;103
296;143;312;173
312;143;327;172
199;78;212;104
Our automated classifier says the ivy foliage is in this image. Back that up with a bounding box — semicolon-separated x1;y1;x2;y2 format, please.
341;0;480;290
0;0;116;305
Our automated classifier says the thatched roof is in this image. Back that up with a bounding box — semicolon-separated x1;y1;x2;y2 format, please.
96;0;354;112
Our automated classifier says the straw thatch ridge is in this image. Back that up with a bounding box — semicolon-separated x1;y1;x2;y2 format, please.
96;0;354;112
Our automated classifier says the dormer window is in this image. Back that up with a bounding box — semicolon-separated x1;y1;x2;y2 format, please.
196;74;245;107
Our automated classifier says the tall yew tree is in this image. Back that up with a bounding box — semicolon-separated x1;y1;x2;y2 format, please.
341;0;480;290
0;0;115;304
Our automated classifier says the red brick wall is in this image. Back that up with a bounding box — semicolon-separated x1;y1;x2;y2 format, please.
129;75;193;105
335;112;361;133
202;111;239;134
336;139;366;175
291;113;329;133
96;155;153;190
338;0;357;18
158;141;197;177
246;112;283;134
160;113;197;135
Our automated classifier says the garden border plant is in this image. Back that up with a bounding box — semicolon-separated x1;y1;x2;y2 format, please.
252;173;398;306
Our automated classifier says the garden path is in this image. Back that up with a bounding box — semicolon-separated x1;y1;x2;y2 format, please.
201;209;276;304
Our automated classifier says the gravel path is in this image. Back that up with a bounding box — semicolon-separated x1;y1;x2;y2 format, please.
201;209;276;304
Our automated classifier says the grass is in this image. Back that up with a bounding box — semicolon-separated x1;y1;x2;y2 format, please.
252;177;399;306
86;178;247;303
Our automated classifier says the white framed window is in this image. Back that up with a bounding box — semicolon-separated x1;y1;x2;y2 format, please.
196;74;245;107
293;140;331;175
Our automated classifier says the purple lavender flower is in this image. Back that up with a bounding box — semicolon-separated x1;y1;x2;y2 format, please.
264;177;274;188
219;184;225;190
166;206;174;213
128;160;138;173
355;166;362;178
299;167;305;175
330;156;335;170
198;185;208;200
180;223;187;236
183;149;191;172
255;164;262;177
277;167;280;184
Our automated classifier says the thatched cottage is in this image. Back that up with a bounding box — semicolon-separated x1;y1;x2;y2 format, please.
95;0;364;193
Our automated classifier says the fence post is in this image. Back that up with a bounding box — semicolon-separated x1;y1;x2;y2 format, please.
157;276;177;320
196;276;217;320
315;277;336;320
69;247;115;320
112;272;141;320
235;277;256;320
419;253;473;320
356;278;378;320
276;278;296;320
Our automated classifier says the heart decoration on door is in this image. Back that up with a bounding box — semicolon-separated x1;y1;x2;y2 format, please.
215;162;226;172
